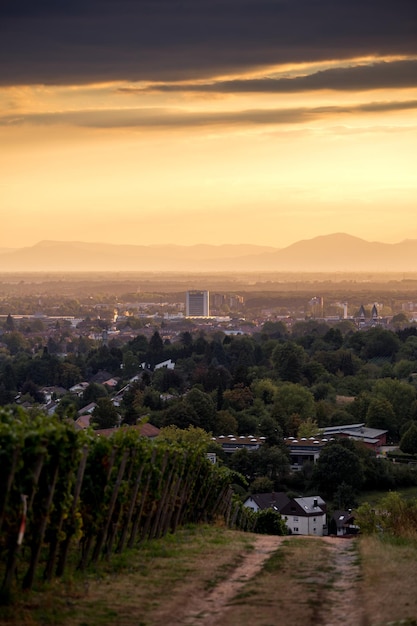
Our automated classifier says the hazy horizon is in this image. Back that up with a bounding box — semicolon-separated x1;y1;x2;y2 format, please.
1;1;416;250
1;231;417;251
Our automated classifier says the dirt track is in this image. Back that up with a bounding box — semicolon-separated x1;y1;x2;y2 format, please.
320;537;365;626
165;535;364;626
180;534;286;626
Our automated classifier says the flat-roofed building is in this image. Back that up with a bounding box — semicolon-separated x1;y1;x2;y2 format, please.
186;290;210;317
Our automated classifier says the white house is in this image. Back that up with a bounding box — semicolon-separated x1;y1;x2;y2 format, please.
243;492;327;536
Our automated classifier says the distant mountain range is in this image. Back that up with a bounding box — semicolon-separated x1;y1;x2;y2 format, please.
1;234;417;272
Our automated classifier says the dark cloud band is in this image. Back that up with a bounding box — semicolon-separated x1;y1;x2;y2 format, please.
1;0;416;86
124;60;417;94
2;100;416;129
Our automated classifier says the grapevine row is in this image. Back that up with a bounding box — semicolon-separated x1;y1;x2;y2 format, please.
0;408;255;603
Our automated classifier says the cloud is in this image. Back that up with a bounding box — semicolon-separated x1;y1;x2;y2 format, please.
126;60;417;94
2;100;416;129
1;0;416;86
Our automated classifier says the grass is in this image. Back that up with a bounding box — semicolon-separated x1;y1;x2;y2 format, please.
2;527;417;626
359;534;417;625
0;524;255;626
357;485;417;507
219;538;335;626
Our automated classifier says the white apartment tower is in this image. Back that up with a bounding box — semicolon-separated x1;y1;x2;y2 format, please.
186;290;210;317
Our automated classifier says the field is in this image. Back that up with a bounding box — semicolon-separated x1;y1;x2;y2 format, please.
1;525;417;626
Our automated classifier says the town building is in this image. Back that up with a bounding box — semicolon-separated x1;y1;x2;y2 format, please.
321;424;387;451
186;290;210;317
212;434;265;453
284;437;331;471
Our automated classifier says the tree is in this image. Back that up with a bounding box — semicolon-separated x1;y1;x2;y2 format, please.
333;482;358;510
297;417;320;438
149;330;163;354
373;378;416;436
254;509;287;535
214;410;238;436
391;312;410;329
128;334;148;354
362;327;400;359
2;331;29;355
251;379;277;405
158;425;215;454
180;331;193;347
222;384;253;411
366;397;397;438
91;397;120;429
82;382;108;405
228;448;257;482
86;345;122;374
399;423;417;455
152;367;184;393
20;380;45;404
184;388;217;431
57;362;82;389
261;321;288;339
322;327;344;350
313;441;364;497
250;476;275;493
5;313;15;330
272;383;316;436
253;446;290;483
121;349;141;378
272;341;307;383
163;401;199;429
393;359;416;380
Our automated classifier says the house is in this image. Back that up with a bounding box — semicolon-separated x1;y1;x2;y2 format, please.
244;492;327;536
77;402;97;417
154;359;175;370
69;382;89;396
329;510;359;536
74;413;92;430
40;386;68;403
103;377;119;389
90;370;115;385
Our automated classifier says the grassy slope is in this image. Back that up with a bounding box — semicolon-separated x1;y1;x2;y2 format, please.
1;525;417;626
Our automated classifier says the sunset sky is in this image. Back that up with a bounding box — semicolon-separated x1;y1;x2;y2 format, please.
1;0;416;250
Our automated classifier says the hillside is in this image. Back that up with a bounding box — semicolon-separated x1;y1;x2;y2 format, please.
1;234;417;272
1;527;416;626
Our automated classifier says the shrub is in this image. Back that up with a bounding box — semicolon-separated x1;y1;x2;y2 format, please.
254;509;287;535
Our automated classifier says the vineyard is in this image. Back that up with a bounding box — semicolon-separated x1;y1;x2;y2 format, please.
0;408;253;604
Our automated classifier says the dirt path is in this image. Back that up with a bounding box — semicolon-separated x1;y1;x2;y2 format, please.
168;535;365;626
2;531;368;626
176;534;286;626
320;537;365;626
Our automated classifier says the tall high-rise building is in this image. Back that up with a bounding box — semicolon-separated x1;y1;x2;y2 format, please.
186;290;210;317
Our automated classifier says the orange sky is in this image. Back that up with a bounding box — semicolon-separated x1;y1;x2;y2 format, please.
1;2;416;250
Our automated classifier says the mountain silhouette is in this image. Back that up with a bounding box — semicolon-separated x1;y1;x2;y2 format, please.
1;234;417;272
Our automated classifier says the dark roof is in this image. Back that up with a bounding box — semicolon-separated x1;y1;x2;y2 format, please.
90;370;114;384
332;510;355;529
245;492;326;517
278;496;326;517
322;424;387;438
245;492;290;512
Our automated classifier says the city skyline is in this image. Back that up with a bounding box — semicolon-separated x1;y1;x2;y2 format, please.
1;1;416;251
